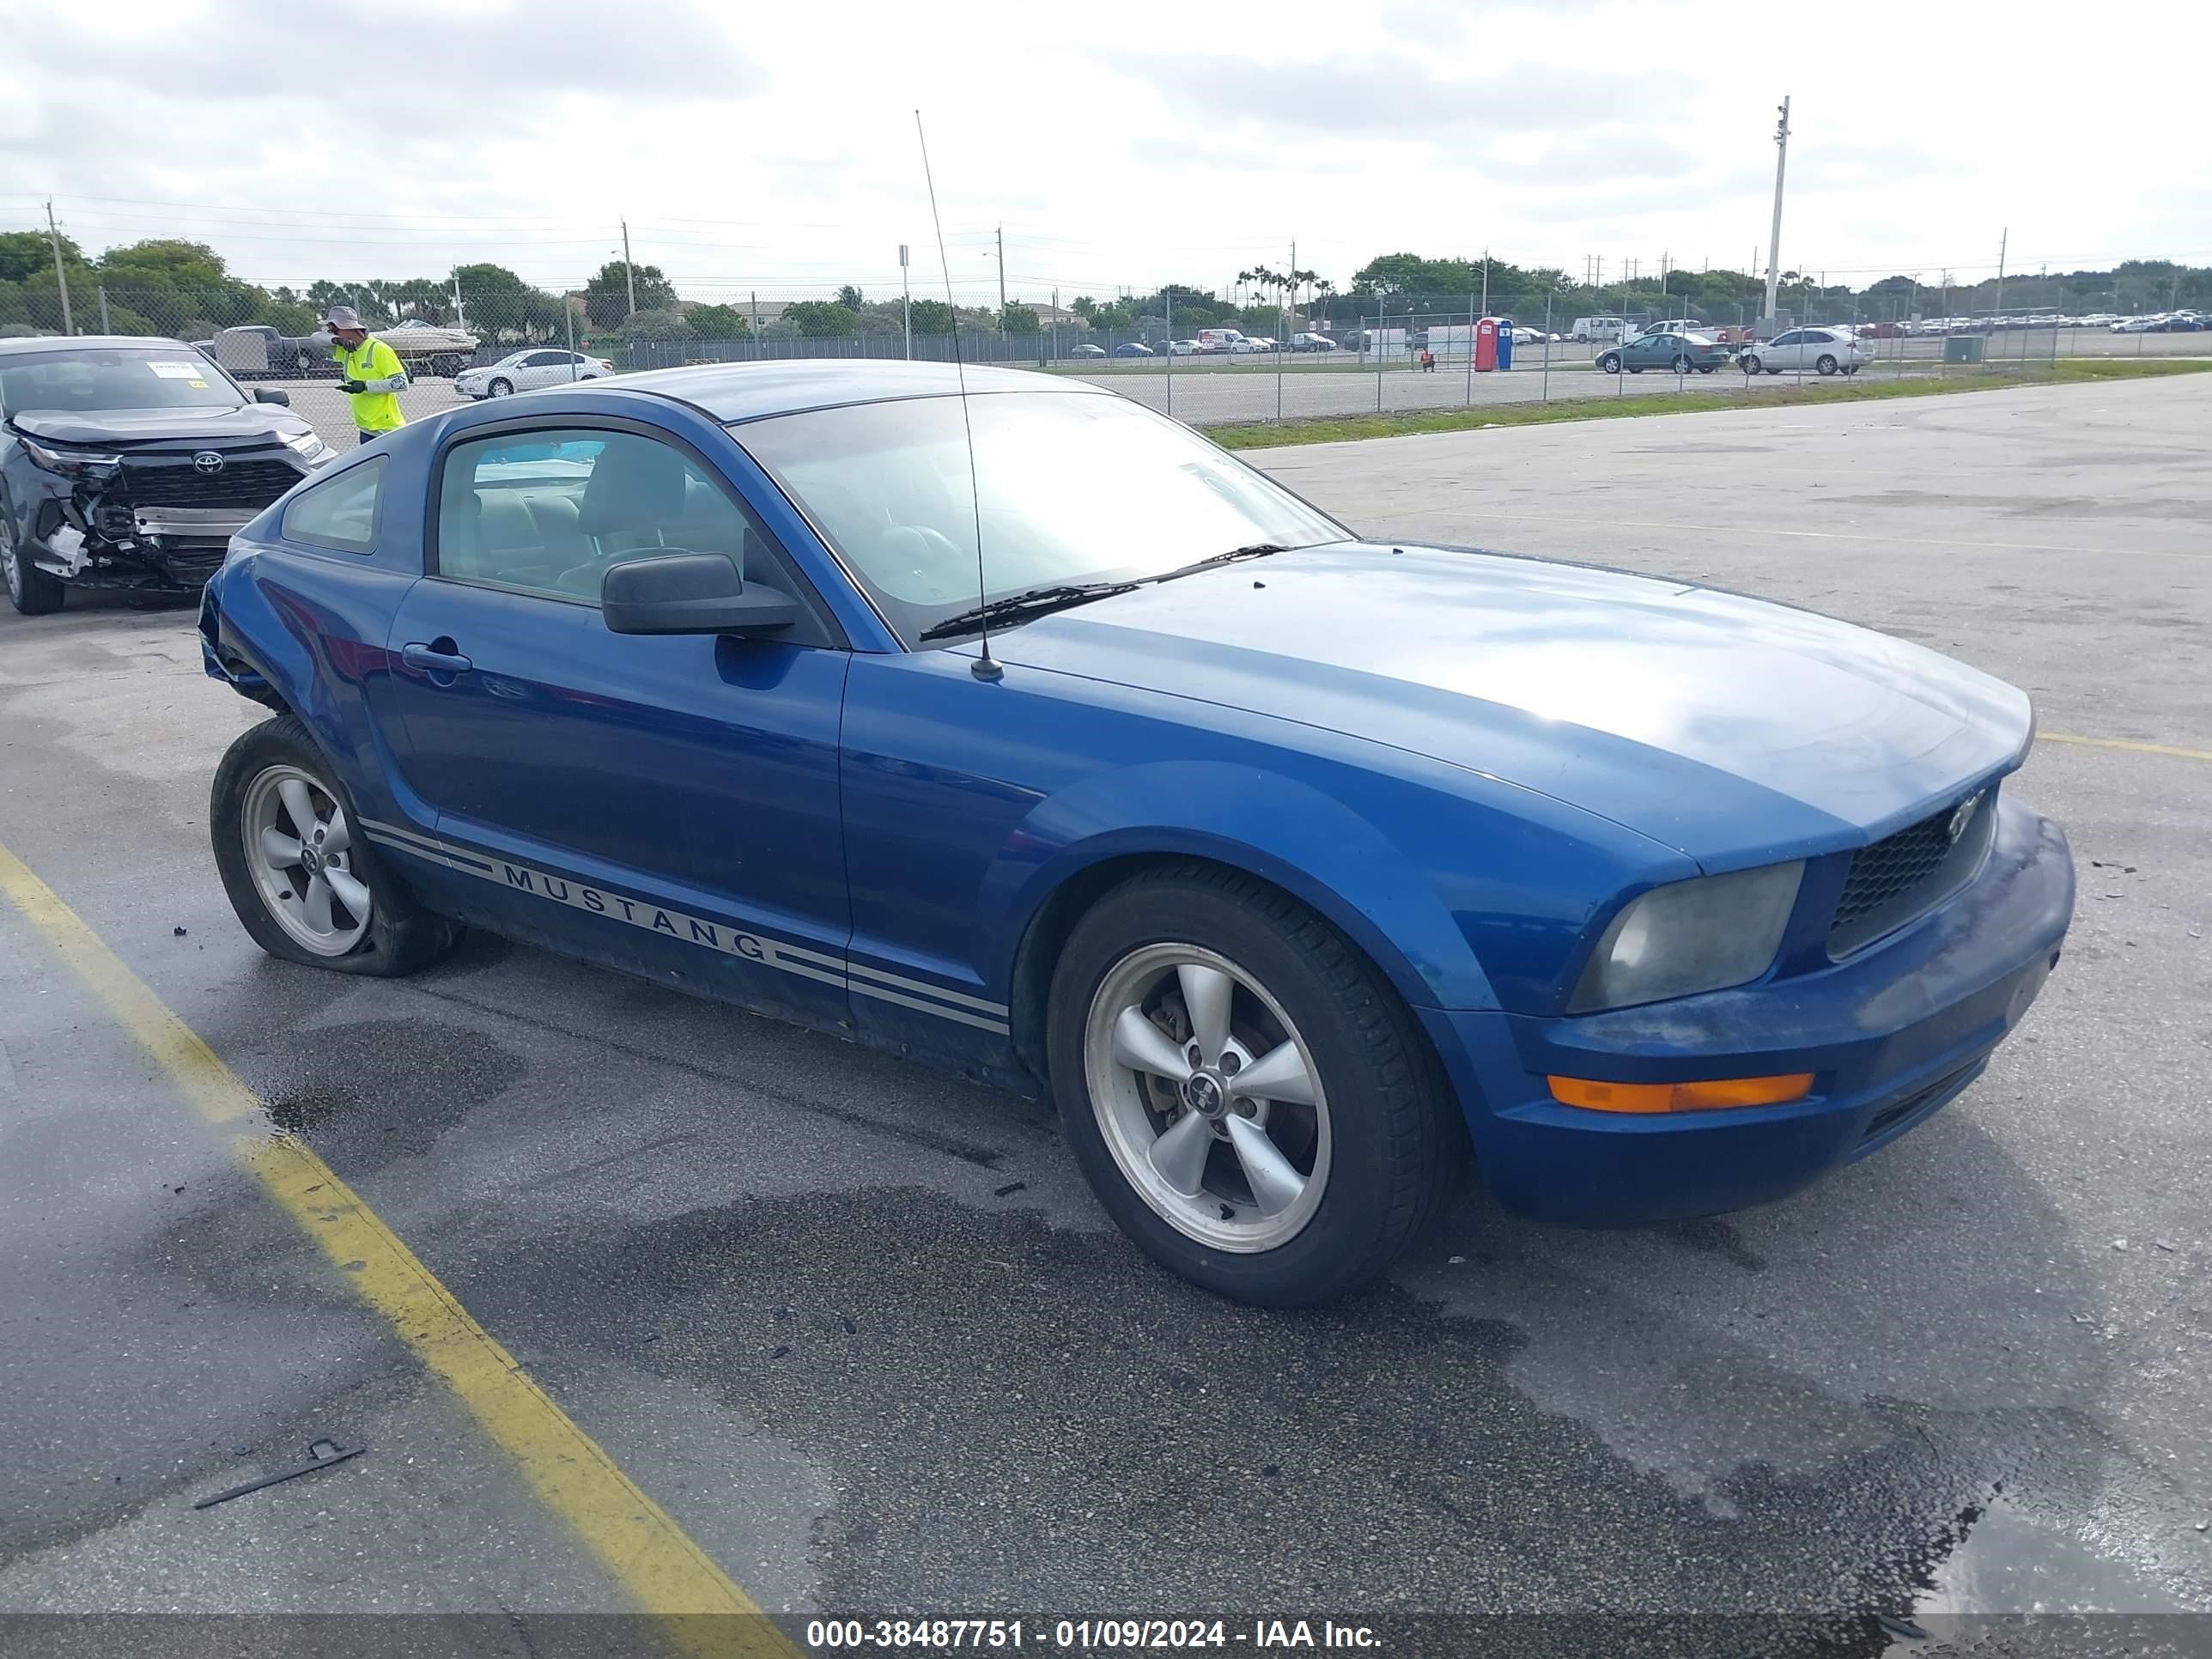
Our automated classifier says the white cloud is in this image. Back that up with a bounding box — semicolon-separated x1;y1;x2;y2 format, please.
0;0;2204;303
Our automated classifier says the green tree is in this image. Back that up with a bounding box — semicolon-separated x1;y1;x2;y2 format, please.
453;262;564;339
836;284;865;310
905;298;956;334
0;228;89;287
999;302;1039;333
94;237;261;332
783;300;860;337
584;259;678;327
684;303;751;340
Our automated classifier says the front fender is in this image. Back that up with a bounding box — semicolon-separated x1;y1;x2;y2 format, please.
981;762;1502;1014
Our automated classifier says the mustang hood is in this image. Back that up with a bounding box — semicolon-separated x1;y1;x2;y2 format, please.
985;544;2033;865
8;404;309;449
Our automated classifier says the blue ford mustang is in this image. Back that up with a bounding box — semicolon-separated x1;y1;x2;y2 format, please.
198;362;2075;1305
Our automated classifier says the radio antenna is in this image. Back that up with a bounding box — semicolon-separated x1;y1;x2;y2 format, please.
915;110;1000;682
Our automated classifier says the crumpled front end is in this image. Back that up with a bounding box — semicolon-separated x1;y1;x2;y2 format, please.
11;443;312;594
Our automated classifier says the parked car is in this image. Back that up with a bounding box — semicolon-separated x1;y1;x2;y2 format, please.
1167;340;1200;356
204;324;333;380
2;335;332;614
2109;317;2157;333
1508;325;1559;347
1736;327;1870;376
1227;337;1270;355
1112;342;1156;357
376;319;482;378
1635;319;1709;339
1570;315;1629;343
1287;333;1337;352
196;360;2073;1306
1596;331;1729;374
453;349;614;400
1068;343;1108;360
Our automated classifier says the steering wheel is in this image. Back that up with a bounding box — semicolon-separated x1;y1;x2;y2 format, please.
871;522;973;601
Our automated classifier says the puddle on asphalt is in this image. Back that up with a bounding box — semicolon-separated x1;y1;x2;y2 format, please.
1887;1490;2188;1650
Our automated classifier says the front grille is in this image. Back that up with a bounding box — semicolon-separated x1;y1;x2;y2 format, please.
1827;792;1992;957
122;458;301;510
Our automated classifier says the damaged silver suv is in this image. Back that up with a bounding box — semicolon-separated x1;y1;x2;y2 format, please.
2;336;334;614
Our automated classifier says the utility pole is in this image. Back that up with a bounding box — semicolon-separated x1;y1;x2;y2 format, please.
995;226;1006;316
621;218;637;316
45;199;74;335
1763;96;1791;324
1480;248;1489;317
1994;228;2008;320
900;243;911;360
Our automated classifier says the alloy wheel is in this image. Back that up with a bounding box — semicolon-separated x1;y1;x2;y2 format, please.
2;515;20;603
241;764;372;957
1083;942;1331;1253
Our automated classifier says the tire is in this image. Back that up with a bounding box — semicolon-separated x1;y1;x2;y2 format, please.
488;377;514;398
1697;364;1716;374
1844;365;1859;376
1816;354;1839;376
1046;865;1458;1307
2;490;64;616
1739;355;1762;375
1627;365;1644;374
1598;352;1621;374
1671;354;1692;374
1573;332;1589;343
295;350;316;376
210;714;461;977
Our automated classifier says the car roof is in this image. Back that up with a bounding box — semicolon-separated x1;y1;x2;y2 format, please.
0;333;194;357
611;359;1111;424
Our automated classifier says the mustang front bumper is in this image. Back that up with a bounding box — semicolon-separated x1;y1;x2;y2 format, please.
1422;794;2075;1227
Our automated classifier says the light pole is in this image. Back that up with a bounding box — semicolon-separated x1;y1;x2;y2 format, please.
1763;97;1790;325
900;243;911;360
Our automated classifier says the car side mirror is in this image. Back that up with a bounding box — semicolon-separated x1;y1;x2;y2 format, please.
253;387;291;406
601;552;797;637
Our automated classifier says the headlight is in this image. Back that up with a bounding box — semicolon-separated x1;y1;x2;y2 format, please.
1569;862;1804;1013
21;436;121;477
281;428;331;463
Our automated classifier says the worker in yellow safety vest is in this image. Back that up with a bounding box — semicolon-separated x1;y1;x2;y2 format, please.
321;304;409;446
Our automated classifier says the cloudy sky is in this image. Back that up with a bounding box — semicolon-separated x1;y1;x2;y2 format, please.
3;0;2207;305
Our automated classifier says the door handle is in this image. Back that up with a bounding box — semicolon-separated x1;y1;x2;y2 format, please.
400;641;474;676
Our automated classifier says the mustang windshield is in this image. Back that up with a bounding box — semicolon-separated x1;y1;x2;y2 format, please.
0;345;242;417
734;391;1348;645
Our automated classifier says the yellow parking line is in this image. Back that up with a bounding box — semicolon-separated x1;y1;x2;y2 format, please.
2041;731;2212;763
0;839;795;1657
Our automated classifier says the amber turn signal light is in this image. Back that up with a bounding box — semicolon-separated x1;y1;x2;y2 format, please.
1547;1073;1815;1115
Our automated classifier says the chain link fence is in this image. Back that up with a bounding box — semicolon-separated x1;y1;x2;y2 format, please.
5;263;2205;446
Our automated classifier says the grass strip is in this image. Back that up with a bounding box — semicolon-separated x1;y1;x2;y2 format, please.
1200;358;2212;449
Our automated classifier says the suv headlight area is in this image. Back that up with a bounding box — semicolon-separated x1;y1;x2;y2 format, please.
1569;861;1805;1013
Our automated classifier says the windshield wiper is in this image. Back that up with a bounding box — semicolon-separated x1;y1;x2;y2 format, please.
917;580;1141;641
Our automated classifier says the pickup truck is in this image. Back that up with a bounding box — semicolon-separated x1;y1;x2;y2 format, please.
199;325;330;380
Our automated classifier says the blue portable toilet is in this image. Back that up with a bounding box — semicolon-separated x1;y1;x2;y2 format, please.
1495;319;1515;370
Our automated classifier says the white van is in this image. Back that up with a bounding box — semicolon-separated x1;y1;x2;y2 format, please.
1570;315;1628;343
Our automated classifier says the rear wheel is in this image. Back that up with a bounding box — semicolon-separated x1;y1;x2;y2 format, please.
1048;866;1458;1306
1672;353;1693;374
211;714;460;976
1816;354;1839;376
2;494;64;617
1697;364;1716;374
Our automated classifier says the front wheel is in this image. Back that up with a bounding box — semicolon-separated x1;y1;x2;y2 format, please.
1816;354;1839;376
211;714;460;976
488;377;514;398
2;493;64;616
1739;355;1763;375
1598;352;1621;374
1048;866;1458;1306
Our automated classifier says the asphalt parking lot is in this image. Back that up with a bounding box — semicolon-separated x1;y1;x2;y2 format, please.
2;374;2209;1654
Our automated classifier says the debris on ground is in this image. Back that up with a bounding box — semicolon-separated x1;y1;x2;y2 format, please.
193;1438;363;1510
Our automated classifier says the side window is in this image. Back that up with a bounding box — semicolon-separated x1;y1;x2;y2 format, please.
524;350;565;368
281;456;386;554
434;426;756;604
